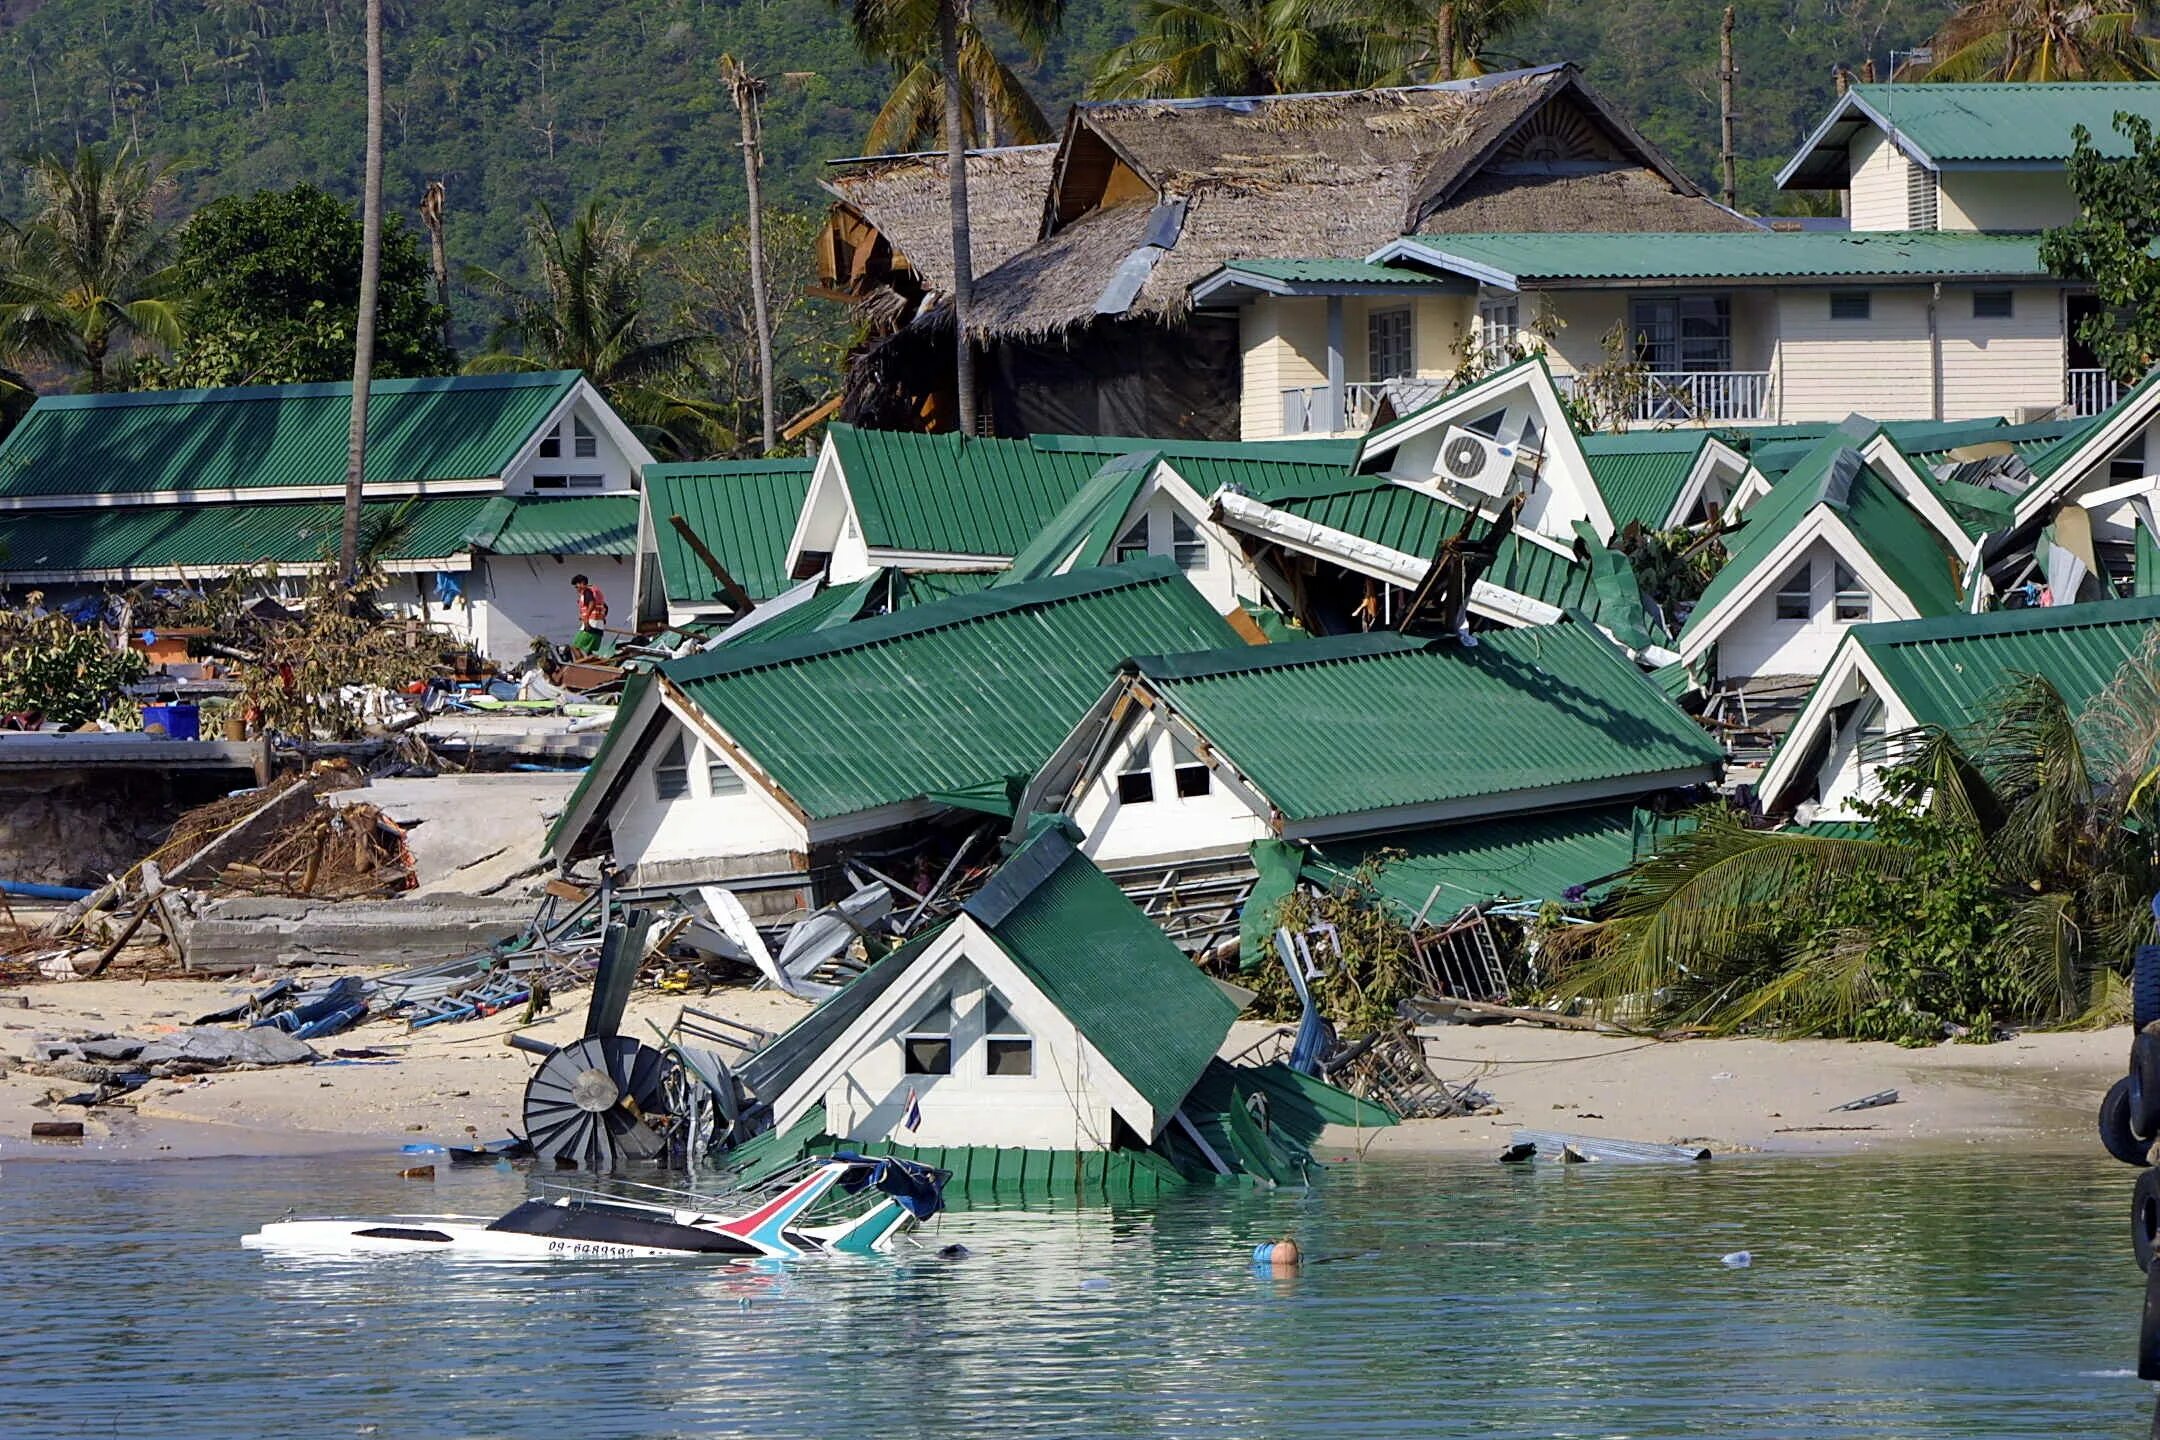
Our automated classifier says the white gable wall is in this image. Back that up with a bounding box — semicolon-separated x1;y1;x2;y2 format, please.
1940;171;2078;231
472;552;633;661
1069;710;1273;866
1713;532;1914;679
604;711;807;868
1847;128;1915;230
1114;476;1262;612
502;390;642;496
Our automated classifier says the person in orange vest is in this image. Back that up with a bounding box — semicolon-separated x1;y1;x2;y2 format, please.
570;574;609;657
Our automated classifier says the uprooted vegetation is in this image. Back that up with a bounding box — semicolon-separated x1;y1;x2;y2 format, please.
0;607;147;728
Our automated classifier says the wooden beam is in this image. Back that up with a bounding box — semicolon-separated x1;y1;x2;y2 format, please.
667;513;756;613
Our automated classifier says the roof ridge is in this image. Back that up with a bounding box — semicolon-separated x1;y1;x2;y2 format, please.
1132;631;1436;683
23;370;581;411
1075;64;1567;113
1857;594;2160;648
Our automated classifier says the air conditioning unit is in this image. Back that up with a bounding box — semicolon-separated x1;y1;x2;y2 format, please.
1437;426;1518;498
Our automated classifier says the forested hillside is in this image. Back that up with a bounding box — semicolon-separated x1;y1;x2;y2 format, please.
0;0;1955;307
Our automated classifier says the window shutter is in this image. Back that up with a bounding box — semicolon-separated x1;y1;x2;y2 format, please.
1906;161;1937;231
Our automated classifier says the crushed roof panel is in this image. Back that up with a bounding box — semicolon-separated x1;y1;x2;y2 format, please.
644;459;814;605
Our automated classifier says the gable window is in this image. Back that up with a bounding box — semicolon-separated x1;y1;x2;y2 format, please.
1172;737;1211;798
1906;161;1938;231
706;752;746;797
1833;563;1871;622
1114;519;1149;565
903;994;954;1076
653;736;691;801
1972;289;2014;320
1116;758;1156;805
1476;296;1518;356
532;474;606;491
1775;562;1813;621
573;416;598;459
1367;307;1413;381
1171;515;1208;572
983;989;1033;1077
1829;291;1871;322
1629;294;1732;373
2111;433;2149;484
538;424;562;459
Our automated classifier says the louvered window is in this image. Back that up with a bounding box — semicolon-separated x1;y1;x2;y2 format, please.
1907;161;1938;230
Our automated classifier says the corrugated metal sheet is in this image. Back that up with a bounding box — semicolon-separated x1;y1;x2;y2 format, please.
644;460;814;605
480;495;640;556
1582;443;1701;531
1135;622;1721;823
980;829;1238;1120
1308;802;1682;916
1421;231;2046;283
1860;596;2160;730
0;497;495;579
0;372;579;501
1221;258;1466;286
666;558;1240;820
1845;82;2160;163
829;425;1105;557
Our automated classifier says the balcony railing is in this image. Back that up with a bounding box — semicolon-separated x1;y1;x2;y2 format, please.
2069;368;2125;417
1623;370;1771;423
1279;378;1450;435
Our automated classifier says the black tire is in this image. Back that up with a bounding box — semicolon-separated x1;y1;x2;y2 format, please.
2137;945;2160;1033
2135;1032;2160;1139
2105;1077;2153;1167
2142;1260;2160;1380
2135;1168;2160;1275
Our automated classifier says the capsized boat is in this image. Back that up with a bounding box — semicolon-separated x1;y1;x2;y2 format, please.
241;1154;947;1260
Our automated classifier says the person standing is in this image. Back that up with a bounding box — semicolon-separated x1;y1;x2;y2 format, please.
570;573;609;656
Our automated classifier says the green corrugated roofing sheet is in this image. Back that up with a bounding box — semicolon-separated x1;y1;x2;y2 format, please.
477;495;640;556
0;372;579;502
975;827;1238;1123
0;496;495;580
999;454;1153;586
829;425;1106;557
1581;433;1707;531
1409;231;2047;283
1844;82;2160;163
644;459;814;605
664;558;1240;821
1131;622;1720;823
1856;595;2160;731
1217;258;1469;286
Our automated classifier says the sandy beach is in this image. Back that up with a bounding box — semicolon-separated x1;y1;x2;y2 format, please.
0;971;2128;1164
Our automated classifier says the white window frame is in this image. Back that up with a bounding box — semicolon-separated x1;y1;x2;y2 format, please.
1172;737;1211;798
1972;289;2013;320
1114;519;1149;566
1367;306;1413;381
1775;562;1813;621
1476;295;1519;356
573;415;599;459
982;989;1033;1078
902;992;955;1076
705;752;745;797
652;735;690;801
1832;562;1871;622
1171;515;1208;572
1829;291;1871;322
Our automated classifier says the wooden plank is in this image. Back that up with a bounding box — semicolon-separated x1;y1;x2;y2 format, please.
1409;994;1633;1033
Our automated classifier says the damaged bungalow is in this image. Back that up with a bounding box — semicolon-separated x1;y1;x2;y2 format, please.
0;372;651;659
1018;616;1721;958
632;458;815;631
1757;596;2160;821
722;822;1395;1198
547;557;1240;919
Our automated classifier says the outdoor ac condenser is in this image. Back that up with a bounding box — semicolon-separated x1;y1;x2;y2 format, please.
1437;426;1518;498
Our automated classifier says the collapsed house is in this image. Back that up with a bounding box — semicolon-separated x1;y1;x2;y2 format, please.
546;558;1241;919
1757;595;2160;821
1017;616;1722;967
719;822;1395;1198
0;372;650;659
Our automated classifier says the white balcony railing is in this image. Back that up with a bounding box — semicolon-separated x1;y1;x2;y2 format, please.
2069;368;2125;417
1279;378;1450;435
1627;370;1771;423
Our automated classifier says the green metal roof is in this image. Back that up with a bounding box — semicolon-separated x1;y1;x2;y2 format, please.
712;569;1005;649
643;459;814;606
1027;433;1359;465
828;425;1106;558
999;454;1154;586
473;495;640;556
0;496;496;580
971;826;1238;1124
1680;438;1963;645
1784;83;2160;190
1307;803;1693;917
1855;594;2160;731
1199;257;1473;298
1581;432;1709;531
1130;622;1720;823
663;558;1240;821
1393;231;2048;286
0;372;580;503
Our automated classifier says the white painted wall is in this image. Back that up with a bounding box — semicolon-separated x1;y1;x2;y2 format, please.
1938;286;2068;418
822;954;1119;1150
1774;287;1935;421
1939;171;2079;232
1847;128;1915;230
1109;486;1257;611
503;392;641;496
1715;536;1893;679
473;553;632;662
605;713;807;868
1069;712;1272;866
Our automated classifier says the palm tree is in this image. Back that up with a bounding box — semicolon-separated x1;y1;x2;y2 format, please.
338;0;385;588
0;146;182;391
1369;0;1548;83
1923;0;2160;81
465;201;723;457
1091;0;1381;98
842;0;1066;435
722;55;778;454
1551;662;2160;1037
865;35;1052;151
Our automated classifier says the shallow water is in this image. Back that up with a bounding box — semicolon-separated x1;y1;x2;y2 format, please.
0;1148;2149;1439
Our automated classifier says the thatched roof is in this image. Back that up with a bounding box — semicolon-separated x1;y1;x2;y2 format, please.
964;64;1746;340
1423;168;1759;234
822;145;1058;293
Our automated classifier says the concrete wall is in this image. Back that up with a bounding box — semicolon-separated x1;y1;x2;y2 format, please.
1939;171;2079;231
606;712;807;868
823;953;1118;1149
473;553;633;662
1070;712;1272;866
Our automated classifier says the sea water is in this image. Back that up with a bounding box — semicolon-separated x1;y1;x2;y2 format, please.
0;1148;2146;1439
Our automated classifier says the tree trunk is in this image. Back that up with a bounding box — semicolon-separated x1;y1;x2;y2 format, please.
1718;6;1737;210
728;59;778;454
338;0;384;589
1437;3;1457;82
422;179;453;355
941;0;978;435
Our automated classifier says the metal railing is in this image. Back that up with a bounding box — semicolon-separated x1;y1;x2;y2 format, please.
1626;370;1772;422
2069;368;2125;417
1279;379;1450;435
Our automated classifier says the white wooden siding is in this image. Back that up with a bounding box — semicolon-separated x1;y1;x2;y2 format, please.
1773;288;1935;421
1239;297;1328;441
1846;128;1914;230
1938;171;2079;231
1414;294;1473;378
1937;286;2067;418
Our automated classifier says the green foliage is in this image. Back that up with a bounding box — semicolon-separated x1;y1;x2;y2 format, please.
1922;0;2160;81
2042;112;2160;383
0;610;148;728
140;184;452;389
1615;520;1729;615
1253;856;1422;1034
1093;0;1386;98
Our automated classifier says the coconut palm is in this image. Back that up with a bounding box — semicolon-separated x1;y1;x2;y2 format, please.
1552;659;2160;1038
866;33;1053;151
338;0;385;588
1923;0;2160;81
0;146;183;391
1091;0;1382;98
1369;0;1549;83
465;201;724;457
842;0;1066;435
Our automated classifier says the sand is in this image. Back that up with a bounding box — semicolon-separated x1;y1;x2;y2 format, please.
0;973;2127;1164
